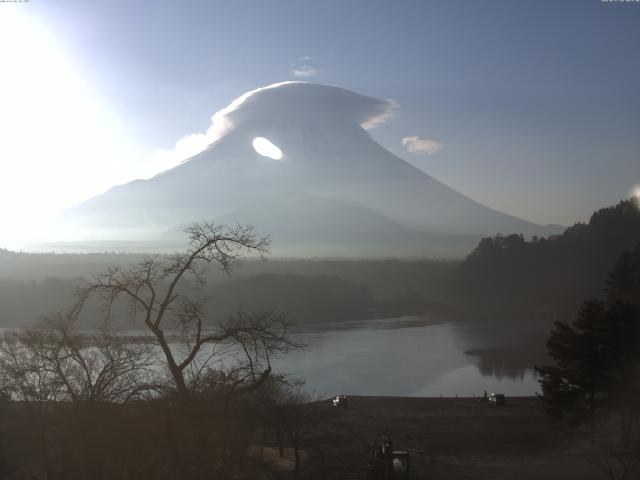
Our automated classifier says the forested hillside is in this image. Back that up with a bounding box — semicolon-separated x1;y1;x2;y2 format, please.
453;197;640;323
0;254;456;328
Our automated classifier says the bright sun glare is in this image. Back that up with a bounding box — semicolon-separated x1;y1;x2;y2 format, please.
0;8;133;244
252;137;283;160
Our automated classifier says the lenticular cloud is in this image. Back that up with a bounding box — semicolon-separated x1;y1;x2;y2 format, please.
222;82;397;131
151;82;397;170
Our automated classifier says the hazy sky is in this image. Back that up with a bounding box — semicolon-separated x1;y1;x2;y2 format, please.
1;0;639;241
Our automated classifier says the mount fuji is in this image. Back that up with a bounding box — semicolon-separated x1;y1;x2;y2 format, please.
59;82;562;256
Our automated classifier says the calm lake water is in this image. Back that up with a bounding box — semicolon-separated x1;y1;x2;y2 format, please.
2;317;538;398
271;317;540;398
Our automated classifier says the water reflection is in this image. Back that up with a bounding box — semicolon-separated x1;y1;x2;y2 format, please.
270;317;540;398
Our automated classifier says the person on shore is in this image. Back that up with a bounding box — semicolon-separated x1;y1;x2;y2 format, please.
367;436;394;480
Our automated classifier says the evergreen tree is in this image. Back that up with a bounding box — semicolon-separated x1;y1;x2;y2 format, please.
537;243;640;442
607;242;640;305
536;300;615;434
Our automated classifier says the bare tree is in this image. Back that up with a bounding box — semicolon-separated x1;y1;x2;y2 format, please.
253;378;332;480
0;313;160;479
0;223;301;479
0;331;64;404
70;222;298;399
2;314;157;403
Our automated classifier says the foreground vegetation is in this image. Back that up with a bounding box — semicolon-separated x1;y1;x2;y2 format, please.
0;223;318;479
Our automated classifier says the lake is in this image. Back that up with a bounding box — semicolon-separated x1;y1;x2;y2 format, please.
271;317;540;398
1;316;540;399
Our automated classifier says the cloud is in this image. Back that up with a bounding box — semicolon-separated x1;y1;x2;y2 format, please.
292;65;317;78
362;98;398;129
401;136;444;155
148;81;298;172
224;82;397;131
148;81;399;174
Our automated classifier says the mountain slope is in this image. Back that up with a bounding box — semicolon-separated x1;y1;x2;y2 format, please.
60;82;561;254
208;191;479;257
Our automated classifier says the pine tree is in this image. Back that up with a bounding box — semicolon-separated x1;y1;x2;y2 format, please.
536;243;640;442
536;300;616;435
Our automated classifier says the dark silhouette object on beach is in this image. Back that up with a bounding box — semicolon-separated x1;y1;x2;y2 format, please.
367;436;410;480
475;390;489;403
332;395;349;408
